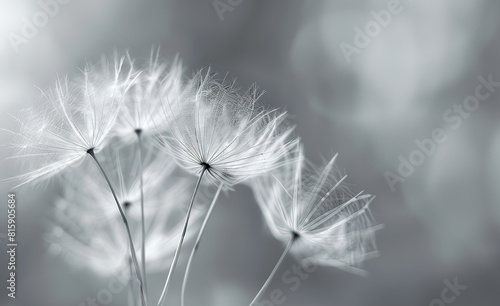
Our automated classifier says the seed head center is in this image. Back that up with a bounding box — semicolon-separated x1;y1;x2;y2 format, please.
200;162;211;170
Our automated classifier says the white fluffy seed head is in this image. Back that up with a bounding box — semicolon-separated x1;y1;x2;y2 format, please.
156;69;299;185
252;143;381;275
46;143;198;275
114;50;185;142
6;54;137;188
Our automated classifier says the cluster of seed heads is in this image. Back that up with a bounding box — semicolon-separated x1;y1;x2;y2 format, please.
6;49;380;306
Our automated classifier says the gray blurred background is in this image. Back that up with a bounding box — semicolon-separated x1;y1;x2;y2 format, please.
1;0;500;305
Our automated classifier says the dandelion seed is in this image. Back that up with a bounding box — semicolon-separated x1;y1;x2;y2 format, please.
6;54;136;187
114;49;184;142
249;143;381;305
47;146;197;275
156;69;297;186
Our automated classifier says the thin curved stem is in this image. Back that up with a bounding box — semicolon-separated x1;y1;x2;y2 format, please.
249;236;296;306
125;206;138;306
88;149;147;306
181;183;223;306
157;167;207;306
127;258;137;306
136;130;148;296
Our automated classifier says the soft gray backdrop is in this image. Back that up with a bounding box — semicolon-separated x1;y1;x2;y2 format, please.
1;0;500;305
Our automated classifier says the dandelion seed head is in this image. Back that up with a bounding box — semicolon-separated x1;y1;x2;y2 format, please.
47;144;199;275
156;69;298;185
252;143;380;275
7;54;137;188
114;50;185;142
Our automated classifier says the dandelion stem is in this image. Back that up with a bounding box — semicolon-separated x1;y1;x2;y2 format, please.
181;183;223;306
249;235;296;306
157;167;207;306
136;130;148;297
87;149;148;306
127;258;137;306
124;206;138;306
